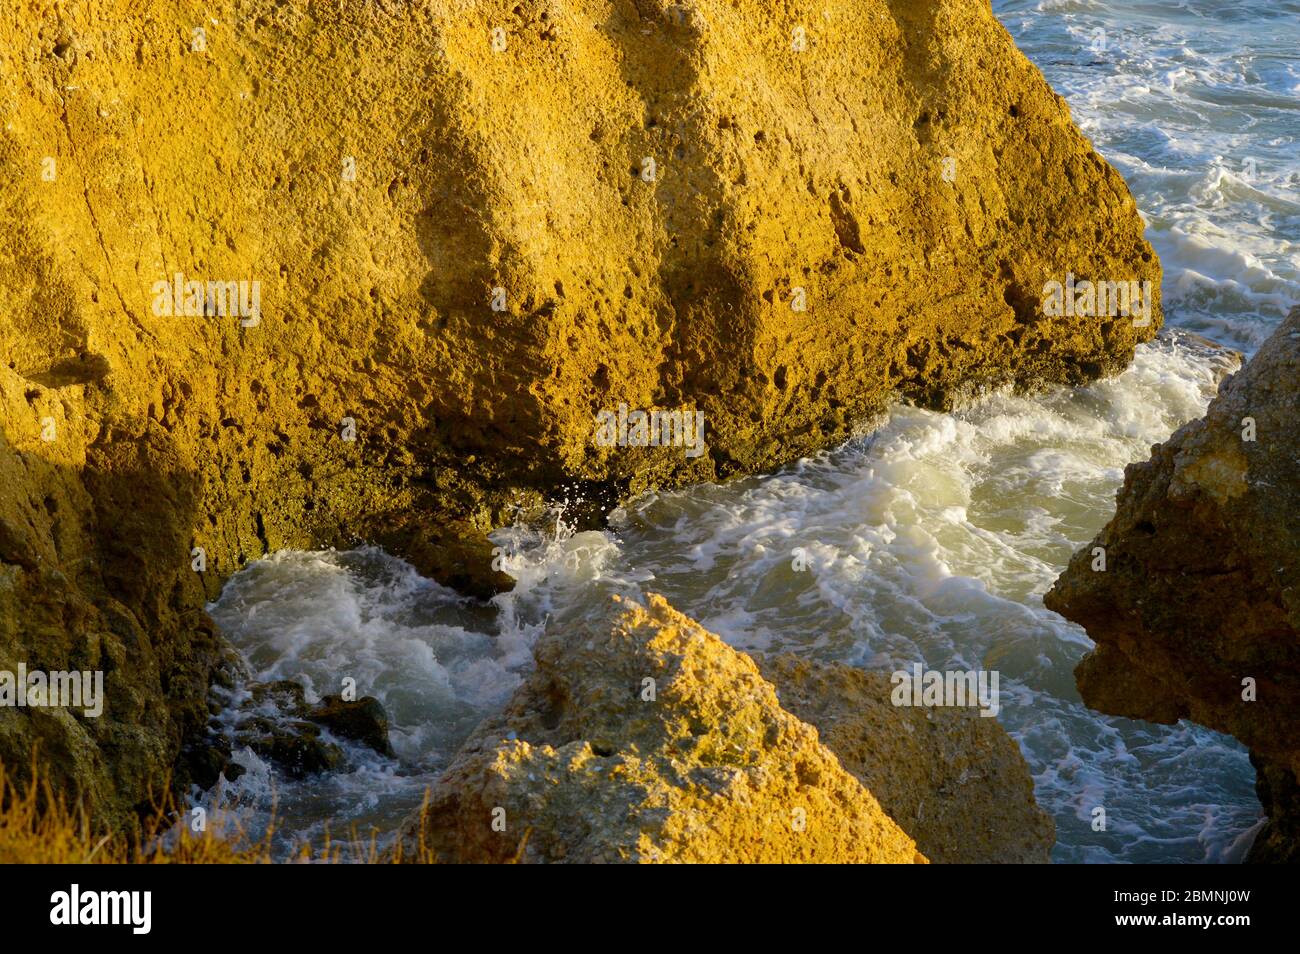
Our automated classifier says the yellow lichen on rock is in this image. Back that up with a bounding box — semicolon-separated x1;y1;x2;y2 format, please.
1171;441;1249;504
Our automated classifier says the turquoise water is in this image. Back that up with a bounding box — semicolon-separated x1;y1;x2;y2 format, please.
205;1;1299;863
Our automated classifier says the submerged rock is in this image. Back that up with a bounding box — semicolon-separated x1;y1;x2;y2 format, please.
1;0;1157;825
400;593;1051;863
233;717;345;780
1046;306;1300;862
201;679;395;781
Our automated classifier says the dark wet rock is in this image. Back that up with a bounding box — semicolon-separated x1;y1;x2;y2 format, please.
1047;306;1300;863
178;735;237;791
233;716;344;780
212;679;395;779
308;695;396;757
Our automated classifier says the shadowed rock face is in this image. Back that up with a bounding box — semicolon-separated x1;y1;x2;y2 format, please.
758;655;1054;863
1046;307;1300;862
400;593;1051;863
1;0;1156;824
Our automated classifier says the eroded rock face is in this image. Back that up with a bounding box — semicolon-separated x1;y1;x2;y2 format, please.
402;593;1052;863
1045;307;1300;862
1;0;1156;822
759;655;1054;863
402;594;926;863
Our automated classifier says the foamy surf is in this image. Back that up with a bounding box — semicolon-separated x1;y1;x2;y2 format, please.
996;0;1299;354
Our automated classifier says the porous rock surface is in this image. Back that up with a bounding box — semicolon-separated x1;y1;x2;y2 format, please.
1046;307;1300;863
1;0;1156;824
759;654;1054;863
402;593;1051;863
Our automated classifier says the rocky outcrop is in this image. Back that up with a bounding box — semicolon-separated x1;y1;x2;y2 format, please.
401;594;926;863
759;655;1054;862
0;416;222;829
400;593;1051;863
1046;306;1300;862
1;0;1156;824
216;680;395;781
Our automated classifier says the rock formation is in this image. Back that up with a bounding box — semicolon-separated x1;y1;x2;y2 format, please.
759;655;1053;862
1046;306;1300;862
1;0;1157;825
400;593;1052;863
193;679;396;784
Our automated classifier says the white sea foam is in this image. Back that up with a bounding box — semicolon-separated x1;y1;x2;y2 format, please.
606;341;1260;863
200;522;638;855
1001;0;1299;354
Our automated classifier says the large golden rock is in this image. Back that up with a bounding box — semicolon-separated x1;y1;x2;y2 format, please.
402;594;927;863
760;655;1054;863
403;593;1052;863
0;0;1156;824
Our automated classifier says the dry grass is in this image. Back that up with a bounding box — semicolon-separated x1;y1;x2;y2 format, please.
0;758;446;864
0;760;274;863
